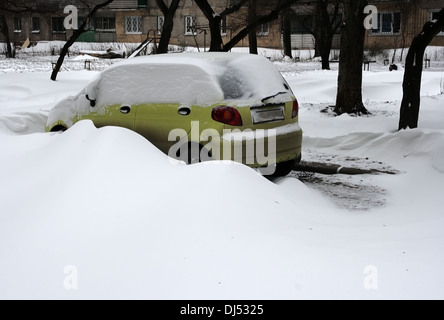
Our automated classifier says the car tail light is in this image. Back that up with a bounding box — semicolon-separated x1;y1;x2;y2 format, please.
212;106;243;126
292;99;299;118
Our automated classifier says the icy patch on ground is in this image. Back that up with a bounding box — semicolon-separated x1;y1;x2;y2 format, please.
288;150;396;211
294;172;387;211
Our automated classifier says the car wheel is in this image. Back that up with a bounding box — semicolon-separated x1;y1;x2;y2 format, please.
271;160;296;177
176;142;209;165
50;125;67;132
187;143;202;164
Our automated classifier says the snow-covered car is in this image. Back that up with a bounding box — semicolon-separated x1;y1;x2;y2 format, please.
46;52;302;176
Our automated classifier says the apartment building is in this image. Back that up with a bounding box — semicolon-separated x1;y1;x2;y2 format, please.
1;0;443;52
287;0;444;51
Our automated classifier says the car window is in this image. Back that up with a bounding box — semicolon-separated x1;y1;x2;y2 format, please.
216;55;293;103
218;66;253;100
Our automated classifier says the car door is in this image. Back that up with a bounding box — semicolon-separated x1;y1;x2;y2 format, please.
134;103;193;154
79;73;137;131
81;102;136;131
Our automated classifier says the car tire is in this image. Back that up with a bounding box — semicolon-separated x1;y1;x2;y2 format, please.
176;143;209;165
187;143;202;164
271;160;296;177
50;125;67;132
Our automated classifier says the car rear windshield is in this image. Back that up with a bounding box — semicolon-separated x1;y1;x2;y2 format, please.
216;55;294;103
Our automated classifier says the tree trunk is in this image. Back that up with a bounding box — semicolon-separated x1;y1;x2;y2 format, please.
50;0;114;81
0;15;13;58
156;0;180;54
282;10;292;58
314;41;321;58
399;8;444;130
194;0;224;51
208;15;223;51
223;0;296;52
248;0;258;55
314;1;328;68
50;29;85;81
321;44;332;70
334;0;369;115
310;0;341;70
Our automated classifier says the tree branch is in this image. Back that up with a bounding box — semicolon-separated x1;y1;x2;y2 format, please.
50;0;115;81
220;0;249;17
155;0;169;15
223;0;299;51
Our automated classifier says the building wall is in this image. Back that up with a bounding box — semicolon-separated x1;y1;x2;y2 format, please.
418;0;444;10
0;0;294;51
364;1;444;50
2;13;68;45
115;9;147;43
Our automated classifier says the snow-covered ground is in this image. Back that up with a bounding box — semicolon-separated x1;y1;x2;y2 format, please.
1;47;444;299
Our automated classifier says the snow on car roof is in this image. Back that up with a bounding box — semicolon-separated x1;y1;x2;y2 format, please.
94;52;293;106
109;52;265;69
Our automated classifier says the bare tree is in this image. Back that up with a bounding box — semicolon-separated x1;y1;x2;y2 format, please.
194;0;298;52
334;0;369;115
223;0;299;52
155;0;181;54
50;0;115;81
399;8;444;130
312;0;341;70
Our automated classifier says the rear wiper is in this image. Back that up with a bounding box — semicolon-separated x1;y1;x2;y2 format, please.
261;92;287;103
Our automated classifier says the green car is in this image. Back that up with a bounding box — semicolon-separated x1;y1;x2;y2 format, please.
46;52;302;176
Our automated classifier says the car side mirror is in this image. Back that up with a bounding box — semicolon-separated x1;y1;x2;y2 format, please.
86;94;96;107
85;79;99;107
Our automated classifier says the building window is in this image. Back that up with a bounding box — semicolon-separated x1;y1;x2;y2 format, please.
79;17;94;30
431;11;444;36
125;16;142;34
13;17;21;32
96;17;115;31
257;22;269;36
138;0;147;8
32;17;40;33
221;16;227;36
371;12;401;35
291;15;313;34
157;16;164;35
184;16;196;35
52;17;65;33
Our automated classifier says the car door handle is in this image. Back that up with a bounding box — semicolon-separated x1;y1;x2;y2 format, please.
178;107;191;116
120;105;131;114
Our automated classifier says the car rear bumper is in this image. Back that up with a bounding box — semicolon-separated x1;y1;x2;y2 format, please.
217;122;303;167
